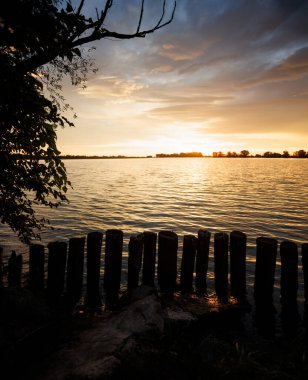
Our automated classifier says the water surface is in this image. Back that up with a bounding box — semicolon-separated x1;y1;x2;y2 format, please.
1;157;307;252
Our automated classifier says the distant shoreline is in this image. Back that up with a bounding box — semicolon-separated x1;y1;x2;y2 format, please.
59;150;307;159
59;155;308;159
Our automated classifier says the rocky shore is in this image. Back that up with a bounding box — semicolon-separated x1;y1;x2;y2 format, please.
1;286;308;380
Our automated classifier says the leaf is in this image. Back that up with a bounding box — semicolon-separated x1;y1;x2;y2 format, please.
73;48;82;57
66;2;73;13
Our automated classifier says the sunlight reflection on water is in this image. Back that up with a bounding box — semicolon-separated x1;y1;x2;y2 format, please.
0;158;307;301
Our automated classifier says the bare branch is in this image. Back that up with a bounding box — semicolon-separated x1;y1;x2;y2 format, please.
155;0;176;31
71;0;176;47
95;0;113;30
154;0;166;29
21;0;176;72
136;0;145;33
76;0;85;15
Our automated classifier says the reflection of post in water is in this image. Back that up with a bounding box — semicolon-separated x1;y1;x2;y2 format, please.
254;237;277;336
280;240;299;333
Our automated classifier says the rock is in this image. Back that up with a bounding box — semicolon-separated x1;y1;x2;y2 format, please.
119;285;157;306
38;292;164;380
164;304;197;327
70;356;122;380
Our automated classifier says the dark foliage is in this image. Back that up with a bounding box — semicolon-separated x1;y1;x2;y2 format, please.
0;0;175;243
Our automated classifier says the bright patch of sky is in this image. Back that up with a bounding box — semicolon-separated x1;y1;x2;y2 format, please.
58;0;308;155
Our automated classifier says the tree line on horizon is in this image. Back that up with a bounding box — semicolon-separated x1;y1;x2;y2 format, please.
212;149;308;158
58;150;308;159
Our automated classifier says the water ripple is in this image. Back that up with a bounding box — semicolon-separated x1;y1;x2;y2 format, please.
1;158;307;259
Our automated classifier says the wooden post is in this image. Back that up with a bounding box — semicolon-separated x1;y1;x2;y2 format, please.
254;237;277;307
29;244;45;291
8;251;22;287
128;234;143;290
195;230;211;294
47;242;67;301
180;235;197;293
86;232;103;308
158;231;178;294
280;240;298;325
142;231;157;287
0;247;3;285
104;229;123;307
66;237;85;306
214;232;229;300
253;237;277;337
230;231;247;300
302;243;308;318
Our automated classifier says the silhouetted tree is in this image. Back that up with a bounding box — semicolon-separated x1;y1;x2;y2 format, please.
282;150;290;158
227;151;238;157
293;149;306;158
239;150;250;157
0;0;176;243
263;151;273;158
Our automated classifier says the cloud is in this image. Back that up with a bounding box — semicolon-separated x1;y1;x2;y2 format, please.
159;43;204;62
77;76;146;99
59;1;308;155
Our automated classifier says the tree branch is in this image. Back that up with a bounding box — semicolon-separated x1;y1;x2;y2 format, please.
72;0;176;47
154;0;166;29
136;0;145;33
21;0;176;73
95;0;113;31
76;0;85;15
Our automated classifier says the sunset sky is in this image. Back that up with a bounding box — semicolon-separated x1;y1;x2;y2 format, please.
58;0;308;156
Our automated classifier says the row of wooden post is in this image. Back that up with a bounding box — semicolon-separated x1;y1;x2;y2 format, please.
1;231;308;312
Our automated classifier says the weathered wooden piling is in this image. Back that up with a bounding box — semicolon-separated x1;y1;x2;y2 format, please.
254;237;277;307
128;234;143;290
230;231;247;299
142;231;157;287
0;247;3;285
214;232;229;300
8;251;22;287
302;243;308;316
47;241;67;301
180;235;197;293
66;237;85;305
104;229;123;306
158;231;178;294
86;232;103;308
195;230;211;293
280;240;298;313
29;244;45;291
